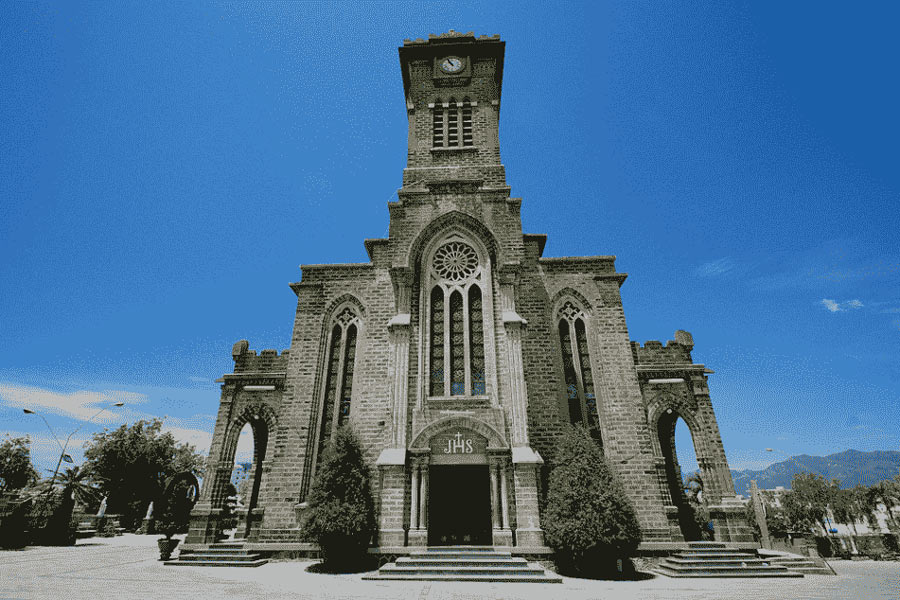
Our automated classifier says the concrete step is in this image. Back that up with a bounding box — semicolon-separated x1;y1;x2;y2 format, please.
666;557;778;567
657;546;805;579
656;565;802;578
687;542;728;548
397;557;529;566
366;547;562;583
762;555;836;575
165;542;269;567
180;549;260;557
409;551;514;559
176;553;264;562
165;559;269;567
382;562;546;572
364;572;563;582
674;552;758;559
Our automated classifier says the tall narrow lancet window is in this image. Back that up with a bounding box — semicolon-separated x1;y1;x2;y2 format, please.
338;324;358;426
427;239;487;397
558;301;602;442
449;291;465;394
317;325;342;460
461;98;473;146
429;287;445;396
432;98;444;148
315;306;361;469
468;285;485;394
447;98;459;147
558;320;582;426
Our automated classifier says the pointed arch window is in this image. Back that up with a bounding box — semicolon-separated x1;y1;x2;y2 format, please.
431;97;474;148
316;306;360;466
558;301;601;442
428;239;487;397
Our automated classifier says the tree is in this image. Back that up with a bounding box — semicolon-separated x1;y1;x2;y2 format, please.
783;472;831;535
28;466;101;545
684;472;711;540
83;419;204;529
0;435;39;494
301;426;376;571
543;426;642;577
868;480;900;532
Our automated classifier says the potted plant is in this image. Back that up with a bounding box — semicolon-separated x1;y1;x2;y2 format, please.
155;499;182;560
155;478;194;560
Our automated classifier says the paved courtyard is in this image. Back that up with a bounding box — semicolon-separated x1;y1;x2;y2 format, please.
1;535;898;600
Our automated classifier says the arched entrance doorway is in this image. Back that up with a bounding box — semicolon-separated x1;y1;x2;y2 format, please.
417;428;494;546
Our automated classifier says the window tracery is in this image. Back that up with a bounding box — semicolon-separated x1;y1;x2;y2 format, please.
315;305;360;469
557;301;601;442
427;238;488;397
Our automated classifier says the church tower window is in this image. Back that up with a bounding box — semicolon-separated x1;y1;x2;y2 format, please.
431;97;474;148
315;306;360;468
558;301;601;441
432;100;444;148
426;239;488;397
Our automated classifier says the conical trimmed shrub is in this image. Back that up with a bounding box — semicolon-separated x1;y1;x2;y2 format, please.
302;426;376;570
544;426;642;577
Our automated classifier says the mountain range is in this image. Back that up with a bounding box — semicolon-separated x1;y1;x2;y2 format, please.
728;449;900;497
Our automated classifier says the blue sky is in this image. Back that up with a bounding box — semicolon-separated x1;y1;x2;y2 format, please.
1;2;898;477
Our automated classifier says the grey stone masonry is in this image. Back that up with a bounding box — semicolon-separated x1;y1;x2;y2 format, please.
188;31;750;551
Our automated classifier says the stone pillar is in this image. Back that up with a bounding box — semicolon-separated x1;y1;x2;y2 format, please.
489;462;500;529
499;269;530;447
408;456;427;546
389;267;413;436
375;455;406;548
410;463;419;530
498;266;545;548
188;382;237;545
418;465;428;530
512;450;544;547
751;479;770;548
500;460;510;530
492;456;513;546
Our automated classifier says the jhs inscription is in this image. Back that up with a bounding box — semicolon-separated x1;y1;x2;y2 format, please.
444;432;474;454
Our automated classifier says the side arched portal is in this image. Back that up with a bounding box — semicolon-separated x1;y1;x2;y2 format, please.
656;408;705;541
218;402;277;540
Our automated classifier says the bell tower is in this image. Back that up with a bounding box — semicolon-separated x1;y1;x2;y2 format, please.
398;31;508;193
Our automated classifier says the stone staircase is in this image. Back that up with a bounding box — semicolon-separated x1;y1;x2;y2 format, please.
758;551;835;575
165;541;269;567
363;546;562;583
657;542;802;578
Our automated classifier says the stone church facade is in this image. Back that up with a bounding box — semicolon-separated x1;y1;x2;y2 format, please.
187;31;752;552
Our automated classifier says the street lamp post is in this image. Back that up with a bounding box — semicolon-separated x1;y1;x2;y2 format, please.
23;403;125;497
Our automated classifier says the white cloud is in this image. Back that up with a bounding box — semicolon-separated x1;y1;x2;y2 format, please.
0;383;144;423
162;425;213;454
3;430;91;475
695;258;735;277
820;298;863;312
821;299;841;312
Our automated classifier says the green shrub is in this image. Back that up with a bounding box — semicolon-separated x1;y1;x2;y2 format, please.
302;426;376;571
28;492;76;546
544;426;642;577
155;482;194;539
0;495;31;549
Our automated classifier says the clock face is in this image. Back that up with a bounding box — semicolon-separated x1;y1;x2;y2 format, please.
440;56;465;74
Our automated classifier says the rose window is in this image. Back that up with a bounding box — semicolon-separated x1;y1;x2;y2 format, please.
433;241;478;282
